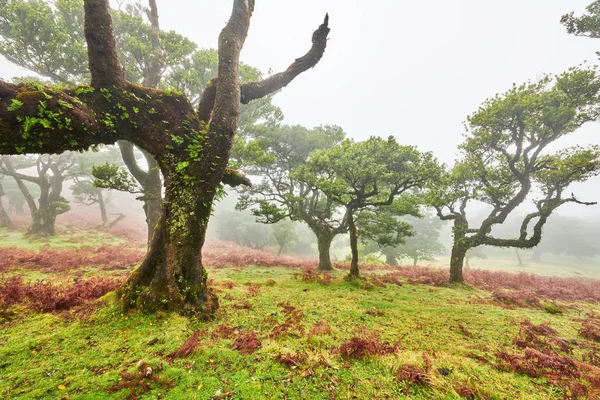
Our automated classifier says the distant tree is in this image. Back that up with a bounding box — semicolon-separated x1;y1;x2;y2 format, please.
529;214;600;262
381;212;445;266
70;147;126;228
427;68;600;283
271;220;299;255
464;247;487;269
0;155;72;236
0;176;12;227
295;136;439;278
214;209;272;250
236;124;347;271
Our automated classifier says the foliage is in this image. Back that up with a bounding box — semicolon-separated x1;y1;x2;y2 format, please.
427;67;600;282
92;162;141;194
236;124;347;269
0;244;145;272
562;1;600;59
295;135;439;276
0;275;123;313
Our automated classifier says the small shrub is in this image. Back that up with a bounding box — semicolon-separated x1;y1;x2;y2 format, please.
365;307;385;317
219;281;236;289
245;282;261;297
211;325;237;340
578;315;600;342
269;302;305;339
543;303;564;315
274;351;308;368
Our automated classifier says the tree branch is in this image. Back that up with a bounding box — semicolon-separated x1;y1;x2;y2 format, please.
84;0;126;88
142;0;165;88
240;14;330;104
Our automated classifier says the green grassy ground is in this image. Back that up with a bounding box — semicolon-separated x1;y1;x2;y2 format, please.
1;265;598;399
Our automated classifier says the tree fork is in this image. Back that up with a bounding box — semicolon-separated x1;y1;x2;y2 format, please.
0;0;331;313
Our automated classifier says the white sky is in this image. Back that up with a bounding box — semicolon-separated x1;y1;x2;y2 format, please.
1;0;599;215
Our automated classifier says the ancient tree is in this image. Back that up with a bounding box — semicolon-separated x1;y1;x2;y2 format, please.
0;154;71;236
0;0;281;246
236;124;347;271
427;69;600;283
0;0;330;313
295;136;439;278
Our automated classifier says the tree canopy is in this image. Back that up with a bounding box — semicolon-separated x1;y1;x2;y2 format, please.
427;67;600;283
295;136;440;278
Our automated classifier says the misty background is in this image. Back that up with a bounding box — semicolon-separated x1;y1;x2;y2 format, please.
1;0;598;275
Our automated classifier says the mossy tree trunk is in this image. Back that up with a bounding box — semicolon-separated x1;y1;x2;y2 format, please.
118;140;162;246
449;243;467;283
347;209;360;279
0;0;330;313
449;218;469;283
314;230;335;271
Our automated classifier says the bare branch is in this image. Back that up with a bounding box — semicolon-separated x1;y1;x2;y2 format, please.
142;0;165;88
240;14;330;104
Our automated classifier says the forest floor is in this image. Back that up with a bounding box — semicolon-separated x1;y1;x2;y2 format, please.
1;226;600;399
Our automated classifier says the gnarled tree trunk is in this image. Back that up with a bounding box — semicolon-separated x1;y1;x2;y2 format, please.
0;0;330;314
347;209;360;278
314;230;335;271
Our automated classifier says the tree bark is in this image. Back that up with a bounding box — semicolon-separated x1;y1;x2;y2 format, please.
97;189;108;227
315;231;335;271
348;209;360;278
450;244;467;283
412;256;418;267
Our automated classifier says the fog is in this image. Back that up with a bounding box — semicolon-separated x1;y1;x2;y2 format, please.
1;1;599;270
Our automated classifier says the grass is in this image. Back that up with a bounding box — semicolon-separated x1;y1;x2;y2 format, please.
1;226;599;399
2;264;599;399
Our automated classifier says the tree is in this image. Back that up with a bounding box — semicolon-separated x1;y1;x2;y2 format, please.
236;124;347;271
69;146;125;228
0;0;281;246
294;136;439;278
213;208;273;250
0;154;71;236
376;212;445;266
428;68;600;283
0;0;330;313
271;219;299;255
0;176;12;227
